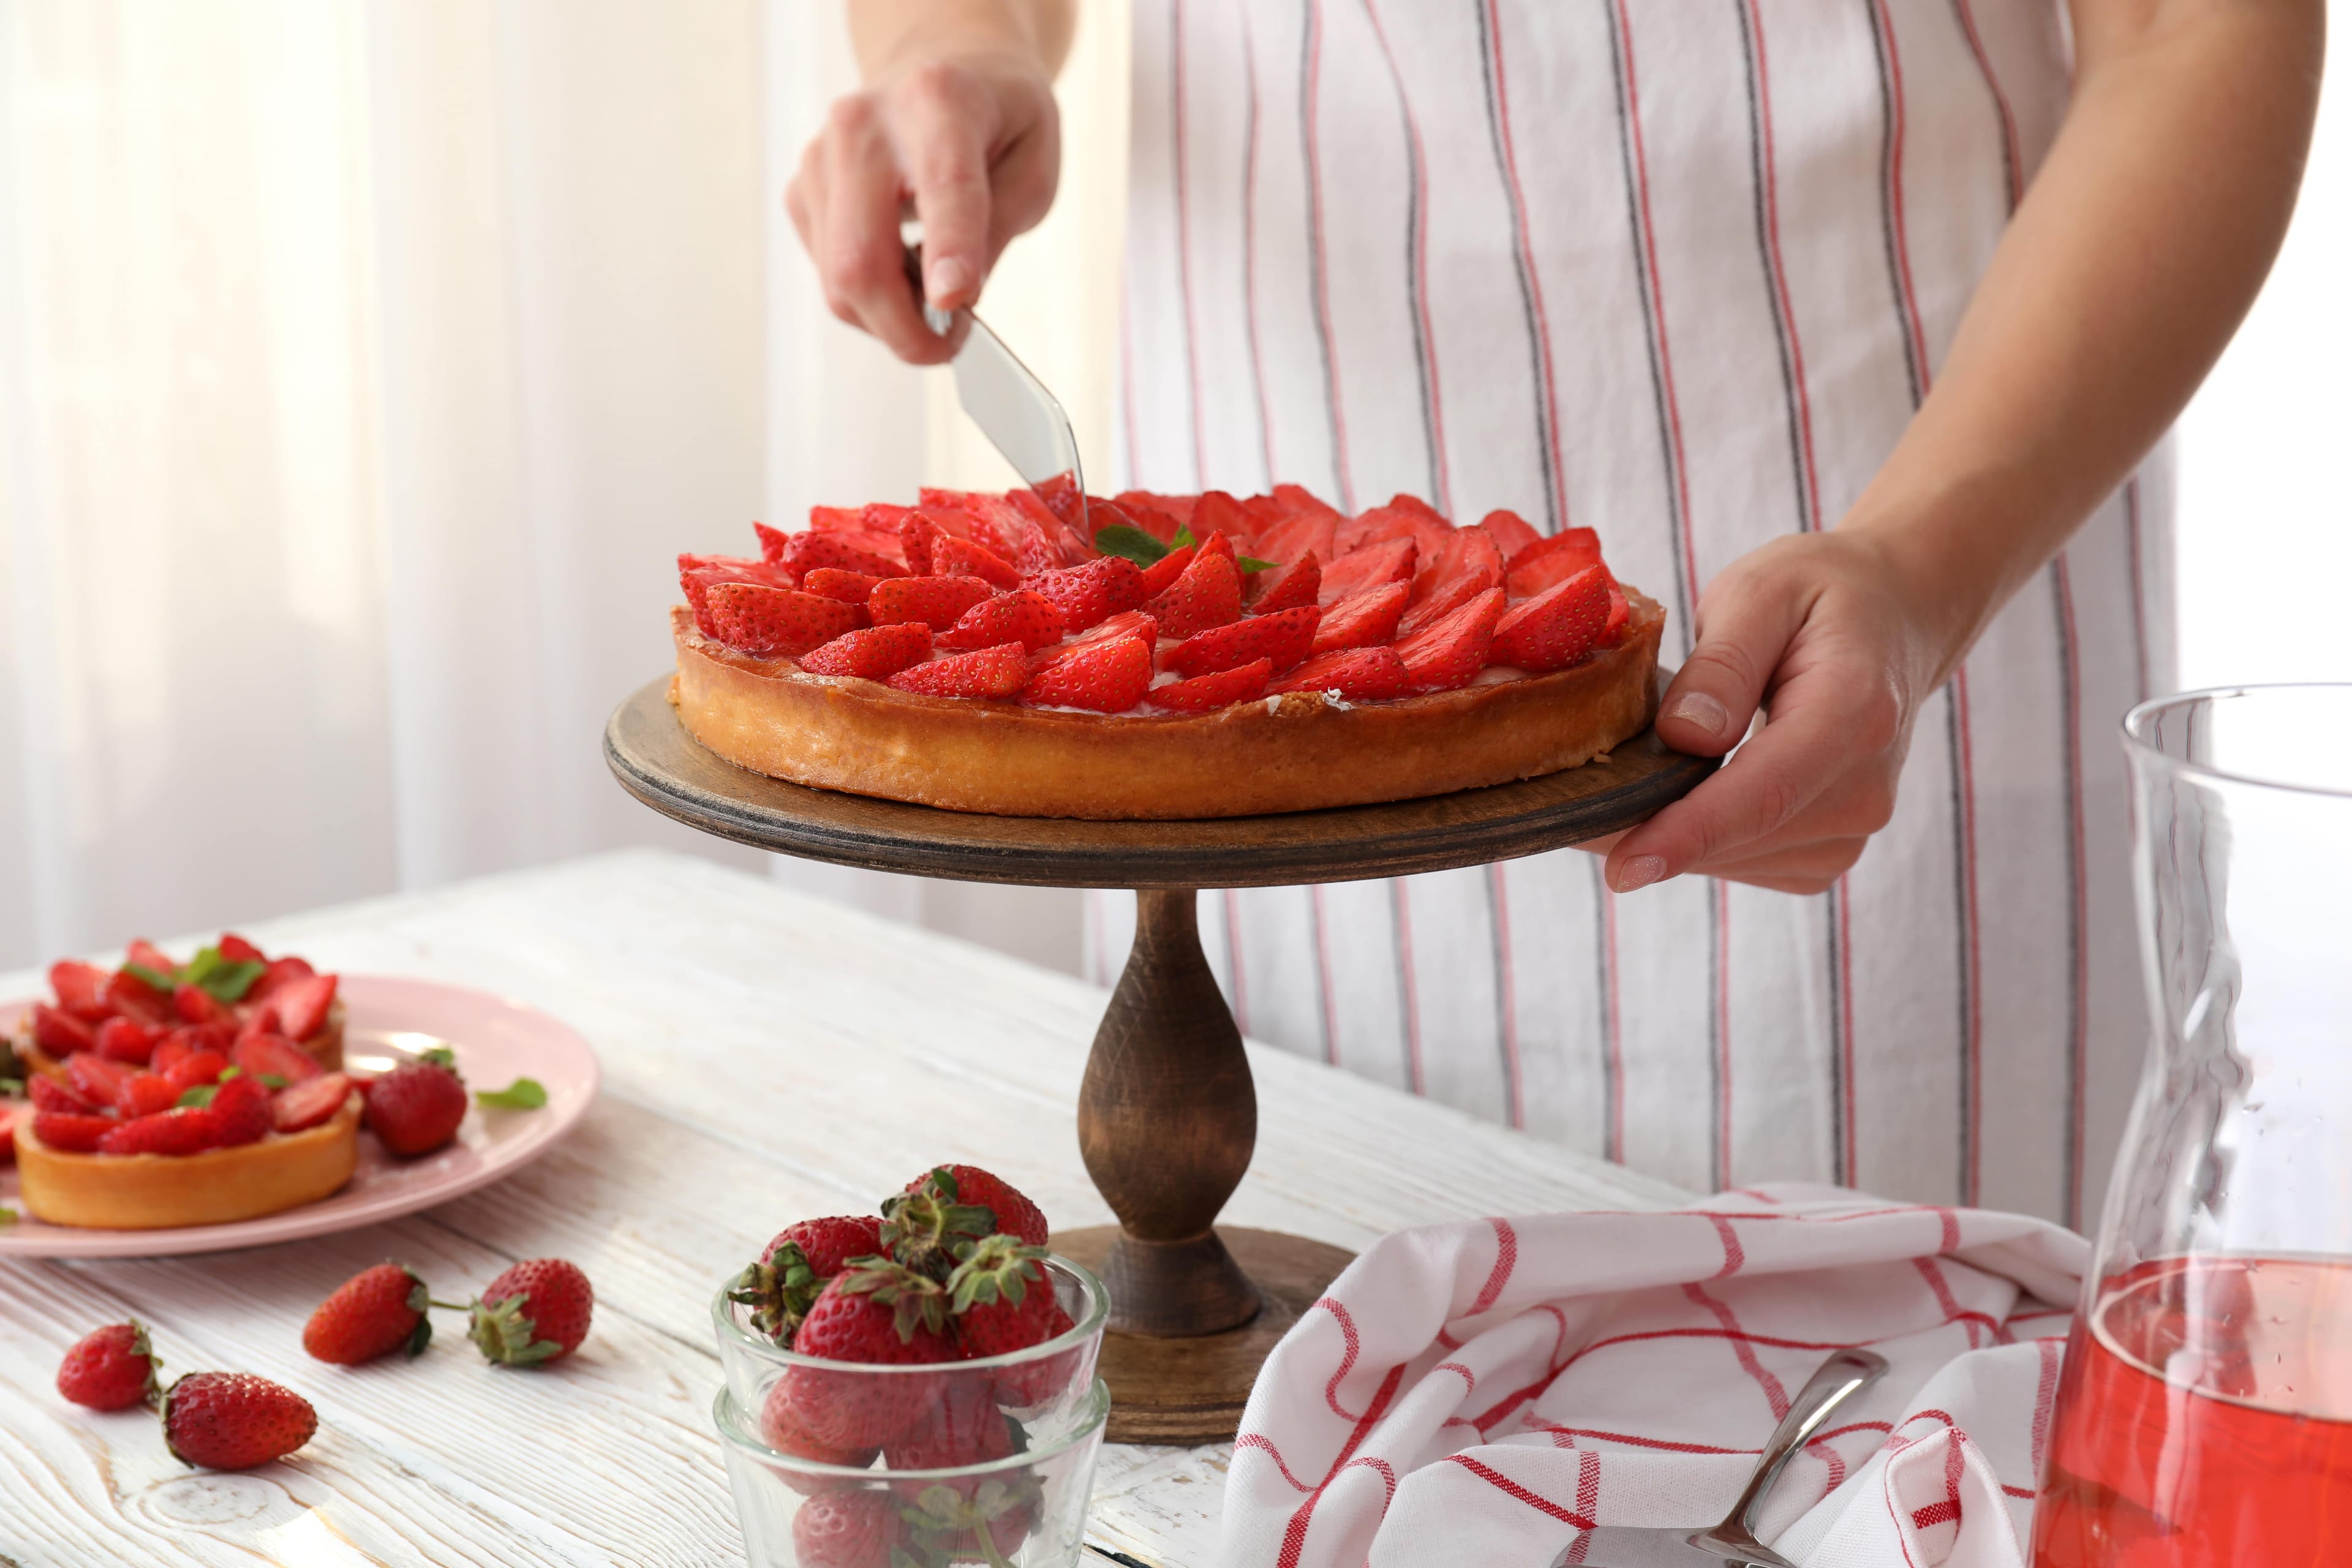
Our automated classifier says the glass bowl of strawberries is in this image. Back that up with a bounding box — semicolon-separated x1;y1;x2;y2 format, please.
709;1165;1112;1567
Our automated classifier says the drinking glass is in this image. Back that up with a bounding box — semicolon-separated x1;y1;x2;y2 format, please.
2031;685;2352;1566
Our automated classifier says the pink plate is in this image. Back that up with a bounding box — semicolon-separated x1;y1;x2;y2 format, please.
0;976;598;1259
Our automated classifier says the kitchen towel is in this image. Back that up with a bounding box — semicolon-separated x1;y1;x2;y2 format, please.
1224;1185;2089;1567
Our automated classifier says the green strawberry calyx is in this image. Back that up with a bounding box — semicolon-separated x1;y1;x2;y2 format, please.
467;1291;563;1365
726;1240;826;1346
880;1172;997;1282
944;1235;1050;1314
835;1259;949;1344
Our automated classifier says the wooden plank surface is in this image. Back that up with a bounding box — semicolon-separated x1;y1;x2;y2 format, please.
0;850;1690;1566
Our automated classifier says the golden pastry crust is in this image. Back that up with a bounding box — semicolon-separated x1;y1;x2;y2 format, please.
668;592;1665;820
13;1095;363;1230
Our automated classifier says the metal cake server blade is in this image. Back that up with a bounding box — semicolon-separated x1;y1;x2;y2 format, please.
1551;1348;1888;1568
924;300;1087;537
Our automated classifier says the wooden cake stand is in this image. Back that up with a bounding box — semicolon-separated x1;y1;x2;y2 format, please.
604;677;1712;1441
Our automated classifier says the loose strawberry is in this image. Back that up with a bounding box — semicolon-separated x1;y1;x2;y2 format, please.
931;535;1022;591
1479;507;1544;562
173;983;228;1027
778;529;904;581
1317;537;1417;605
1019;634;1152;712
1136;543;1196;599
801;567;883;605
1502;526;1604;598
799;622;935;681
777;1263;956;1449
469;1257;594;1365
66;1052;135;1107
878;1185;998;1283
1146;548;1242;637
162;1049;228;1094
115;1072;180;1120
1163;606;1319;679
945;1235;1059;1359
94;1016;160;1066
31;1076;101;1115
273;1072;355;1134
1395;586;1506;692
31;1004;96;1058
769;1215;888;1279
160;1372;317;1469
1025;554;1145;632
306;1262;434;1364
1249;551;1322;613
365;1047;468;1156
758;1378;881;1483
48;960;113;1020
900;1166;1049;1249
1269;646;1413;701
883;1374;1016;1499
1148;658;1275;713
1493;565;1613;673
788;1485;905;1568
1309;581;1411;653
886;643;1028;700
97;1108;224;1156
705;583;861;658
232;1031;322;1086
205;1074;274;1146
57;1322;163;1410
30;1112;115;1153
937;590;1066;653
733;1215;886;1344
868;575;995;633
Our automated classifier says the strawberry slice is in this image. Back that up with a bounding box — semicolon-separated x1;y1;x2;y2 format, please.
1272;483;1345;523
1027;556;1146;632
798;623;935;680
31;1076;101;1115
1111;491;1188;542
1149;658;1275;712
164;1049;230;1092
869;575;995;632
217;933;266;965
174;983;229;1027
94;1017;160;1066
1164;606;1320;679
1249;551;1321;613
1318;538;1417;605
897;511;942;575
1137;544;1197;599
704;584;861;657
1479;508;1543;562
98;1107;226;1157
1340;501;1447;560
1194;530;1239;567
1033;470;1086;526
1147;550;1243;638
938;590;1066;652
1190;493;1250;548
679;554;799;634
115;1072;179;1119
1398;563;1502;639
1251;511;1336;568
67;1052;136;1107
273;973;338;1043
0;1104;18;1162
1268;646;1412;701
886;643;1029;699
1493;565;1613;672
1310;581;1411;654
104;970;174;1027
777;529;904;580
48;960;113;1020
1503;527;1604;598
31;1112;115;1153
932;535;1022;590
1021;635;1153;712
31;1004;97;1058
244;955;314;1006
1601;588;1631;646
1395;587;1506;692
1071;609;1158;648
801;567;882;605
234;1030;324;1085
274;1072;355;1134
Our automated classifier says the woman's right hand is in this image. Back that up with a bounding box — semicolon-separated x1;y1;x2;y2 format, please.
786;8;1066;366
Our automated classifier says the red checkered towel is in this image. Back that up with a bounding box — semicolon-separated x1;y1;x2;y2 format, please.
1223;1186;2087;1567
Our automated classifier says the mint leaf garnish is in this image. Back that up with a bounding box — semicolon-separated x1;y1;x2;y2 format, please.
181;946;266;1003
1238;555;1278;573
177;1085;217;1109
256;1073;288;1090
1171;524;1197;550
0;1207;15;1226
475;1077;547;1111
1091;524;1170;567
122;962;177;993
0;1077;22;1096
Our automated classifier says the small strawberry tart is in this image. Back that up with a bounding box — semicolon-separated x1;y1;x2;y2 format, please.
670;484;1662;819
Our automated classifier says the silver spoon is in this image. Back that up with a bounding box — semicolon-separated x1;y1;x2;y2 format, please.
1550;1348;1889;1568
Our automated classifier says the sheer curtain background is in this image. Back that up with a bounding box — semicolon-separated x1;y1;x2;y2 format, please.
0;0;2338;984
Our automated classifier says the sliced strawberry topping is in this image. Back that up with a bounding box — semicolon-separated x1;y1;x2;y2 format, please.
1272;483;1345;523
1269;646;1412;702
94;1017;161;1066
173;983;228;1027
1318;538;1417;605
98;1107;225;1157
868;575;995;632
931;535;1022;590
67;1052;136;1107
208;1074;274;1145
31;1076;101;1116
1149;658;1275;712
755;520;793;559
1147;549;1243;637
797;622;935;680
48;960;112;1020
103;970;173;1027
1022;635;1153;712
1504;527;1604;598
163;1050;230;1093
1493;565;1613;672
244;955;314;1006
272;973;338;1043
1164;605;1320;679
897;510;942;575
1478;507;1542;562
1251;510;1336;568
1601;587;1632;646
1027;555;1145;631
274;1072;355;1133
234;1030;324;1085
217;933;266;965
1032;470;1086;527
887;643;1029;699
801;567;883;605
115;1072;180;1119
1070;609;1158;648
31;1004;97;1058
1310;582;1410;654
704;583;861;657
1395;586;1506;692
679;554;799;635
0;1104;15;1163
938;590;1066;652
32;1112;115;1153
1249;551;1321;614
126;941;176;977
1190;492;1250;546
1398;562;1502;639
1111;491;1188;542
776;529;903;580
1137;543;1196;599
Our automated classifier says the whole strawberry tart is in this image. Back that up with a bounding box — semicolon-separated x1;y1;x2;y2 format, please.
671;481;1662;820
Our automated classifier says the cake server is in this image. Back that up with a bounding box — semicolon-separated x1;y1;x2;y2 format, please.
922;298;1088;538
1547;1348;1888;1568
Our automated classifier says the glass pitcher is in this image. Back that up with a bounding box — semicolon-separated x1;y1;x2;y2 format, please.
2030;685;2352;1566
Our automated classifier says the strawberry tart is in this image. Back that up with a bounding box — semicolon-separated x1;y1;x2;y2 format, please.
670;483;1664;819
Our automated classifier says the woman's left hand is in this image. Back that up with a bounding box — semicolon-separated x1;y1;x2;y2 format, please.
1598;529;1960;897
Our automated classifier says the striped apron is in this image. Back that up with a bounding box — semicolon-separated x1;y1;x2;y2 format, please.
1093;0;2173;1230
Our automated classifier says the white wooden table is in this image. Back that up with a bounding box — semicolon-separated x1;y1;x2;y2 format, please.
0;850;1689;1566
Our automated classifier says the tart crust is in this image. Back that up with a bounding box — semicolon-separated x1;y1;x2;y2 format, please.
13;1095;362;1229
668;592;1665;820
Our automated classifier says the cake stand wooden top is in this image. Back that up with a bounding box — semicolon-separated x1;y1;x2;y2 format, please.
605;677;1716;889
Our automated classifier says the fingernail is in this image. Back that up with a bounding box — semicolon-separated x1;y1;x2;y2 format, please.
1613;855;1667;894
1667;692;1731;741
925;256;973;307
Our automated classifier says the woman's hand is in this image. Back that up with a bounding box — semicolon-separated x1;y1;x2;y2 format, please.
786;3;1071;364
1600;530;1959;897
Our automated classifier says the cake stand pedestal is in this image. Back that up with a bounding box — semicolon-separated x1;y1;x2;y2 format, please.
604;678;1712;1441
